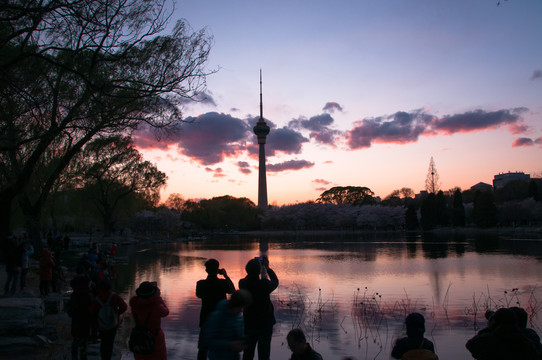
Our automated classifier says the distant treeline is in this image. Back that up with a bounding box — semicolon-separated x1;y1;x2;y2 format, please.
18;180;540;237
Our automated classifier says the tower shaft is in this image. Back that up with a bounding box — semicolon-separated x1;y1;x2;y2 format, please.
253;70;270;209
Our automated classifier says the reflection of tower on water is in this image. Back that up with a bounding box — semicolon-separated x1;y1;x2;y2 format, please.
253;70;270;210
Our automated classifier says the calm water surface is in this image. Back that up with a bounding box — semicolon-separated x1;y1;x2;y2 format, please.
110;232;542;360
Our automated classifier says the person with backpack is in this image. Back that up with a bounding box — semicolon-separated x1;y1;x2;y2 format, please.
90;278;127;360
68;265;93;360
391;312;438;360
129;281;170;360
200;289;252;360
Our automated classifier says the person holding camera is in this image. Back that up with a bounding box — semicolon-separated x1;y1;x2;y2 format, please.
197;259;236;360
239;256;279;360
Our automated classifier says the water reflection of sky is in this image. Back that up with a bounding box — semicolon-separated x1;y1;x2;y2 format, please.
115;234;542;360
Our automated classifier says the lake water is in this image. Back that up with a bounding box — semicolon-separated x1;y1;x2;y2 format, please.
110;231;542;360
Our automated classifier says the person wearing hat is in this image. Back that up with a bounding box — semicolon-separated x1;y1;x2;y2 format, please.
238;256;279;360
129;281;170;359
197;259;236;360
391;312;437;360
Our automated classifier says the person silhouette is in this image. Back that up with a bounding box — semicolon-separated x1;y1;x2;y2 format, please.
391;312;438;360
287;328;323;360
200;289;252;360
197;259;236;360
466;307;540;360
89;278;127;360
130;281;170;360
509;306;542;357
238;256;279;360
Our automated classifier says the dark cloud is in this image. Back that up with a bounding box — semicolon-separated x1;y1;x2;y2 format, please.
289;114;334;132
346;108;528;150
429;108;526;135
347;110;430;149
536;137;542;145
180;91;217;107
266;127;309;156
237;161;252;174
310;128;342;146
133;129;171;150
289;114;341;146
172;112;251;165
531;69;542;80
267;159;314;172
322;102;343;113
205;167;226;177
512;138;534;147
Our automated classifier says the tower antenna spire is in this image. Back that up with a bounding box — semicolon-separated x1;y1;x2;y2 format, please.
259;69;263;121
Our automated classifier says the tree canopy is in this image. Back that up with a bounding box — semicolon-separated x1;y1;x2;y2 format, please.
72;135;167;235
316;186;376;206
0;0;213;244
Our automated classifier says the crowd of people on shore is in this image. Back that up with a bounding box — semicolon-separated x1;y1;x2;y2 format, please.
4;235;542;360
67;242;169;360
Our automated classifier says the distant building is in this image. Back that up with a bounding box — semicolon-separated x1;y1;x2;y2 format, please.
415;190;428;200
470;182;493;192
493;171;530;189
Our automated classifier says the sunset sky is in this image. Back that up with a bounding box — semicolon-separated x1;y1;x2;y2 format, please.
134;0;542;205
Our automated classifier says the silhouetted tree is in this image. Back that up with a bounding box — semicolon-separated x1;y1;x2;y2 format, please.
164;193;187;214
452;188;466;227
0;0;212;247
435;190;449;226
72;136;166;236
473;191;498;228
420;193;438;230
383;187;414;206
183;196;260;231
317;186;376;206
528;180;540;201
425;157;441;194
495;180;531;203
405;203;419;230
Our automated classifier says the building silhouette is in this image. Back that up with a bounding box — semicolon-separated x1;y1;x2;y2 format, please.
493;171;530;189
253;71;270;209
470;182;493;192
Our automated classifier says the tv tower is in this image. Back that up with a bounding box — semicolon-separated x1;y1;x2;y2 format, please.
253;70;270;209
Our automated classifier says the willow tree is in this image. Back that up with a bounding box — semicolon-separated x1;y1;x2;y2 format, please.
0;0;213;246
72;136;167;236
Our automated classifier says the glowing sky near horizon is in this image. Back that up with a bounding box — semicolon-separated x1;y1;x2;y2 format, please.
135;0;542;205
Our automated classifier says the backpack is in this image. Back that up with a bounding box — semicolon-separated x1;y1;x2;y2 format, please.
96;293;118;331
128;312;155;355
401;349;439;360
66;294;79;317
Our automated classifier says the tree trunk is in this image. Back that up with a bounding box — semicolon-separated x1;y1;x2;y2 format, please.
102;205;113;238
0;193;15;258
19;194;44;254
